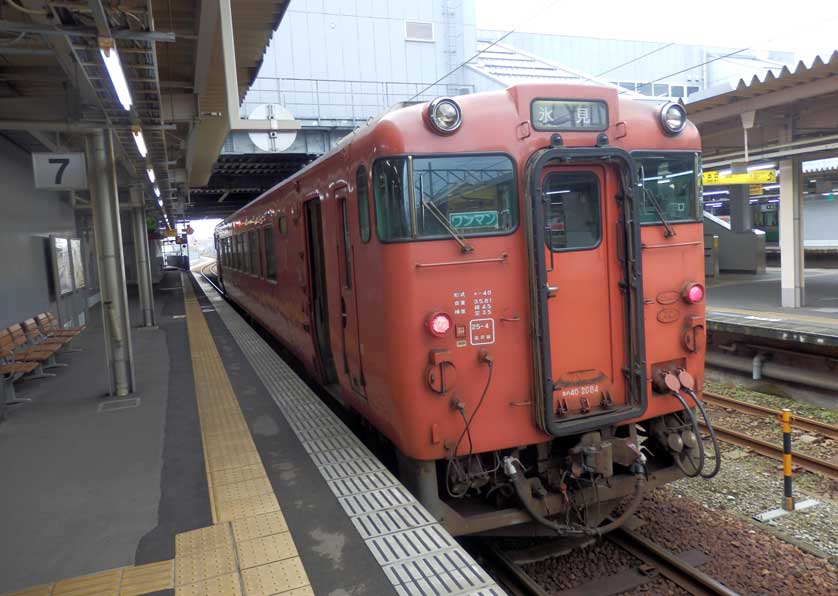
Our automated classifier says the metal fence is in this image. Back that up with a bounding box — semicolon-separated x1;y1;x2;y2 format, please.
242;77;475;127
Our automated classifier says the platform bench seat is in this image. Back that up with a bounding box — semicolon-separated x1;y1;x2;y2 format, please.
39;312;85;337
3;325;64;370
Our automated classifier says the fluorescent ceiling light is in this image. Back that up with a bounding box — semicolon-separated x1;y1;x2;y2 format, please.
99;44;133;111
665;170;693;178
153;184;161;198
747;163;776;171
132;129;147;158
146;167;156;184
762;184;780;190
157;198;164;208
717;169;731;176
702;190;729;196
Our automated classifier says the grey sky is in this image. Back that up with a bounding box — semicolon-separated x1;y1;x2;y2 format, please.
476;0;837;61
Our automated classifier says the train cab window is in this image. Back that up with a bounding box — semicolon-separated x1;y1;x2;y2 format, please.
635;152;700;225
248;230;259;275
356;166;371;243
263;226;276;280
543;171;601;251
374;154;516;242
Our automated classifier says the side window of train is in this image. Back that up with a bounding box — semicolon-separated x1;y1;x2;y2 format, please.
278;215;288;235
263;225;276;280
248;230;259;276
356;166;371;243
543;171;602;251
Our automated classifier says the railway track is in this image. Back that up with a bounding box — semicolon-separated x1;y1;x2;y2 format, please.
474;526;740;596
698;419;838;480
702;391;838;440
697;390;838;480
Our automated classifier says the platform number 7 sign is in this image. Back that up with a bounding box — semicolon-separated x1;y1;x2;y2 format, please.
32;152;88;190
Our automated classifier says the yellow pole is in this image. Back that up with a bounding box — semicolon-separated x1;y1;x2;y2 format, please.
781;408;794;511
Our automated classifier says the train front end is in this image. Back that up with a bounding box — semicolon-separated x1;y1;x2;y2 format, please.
360;85;716;536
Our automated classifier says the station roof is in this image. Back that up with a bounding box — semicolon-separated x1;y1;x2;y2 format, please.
687;51;838;120
0;0;289;224
686;50;838;168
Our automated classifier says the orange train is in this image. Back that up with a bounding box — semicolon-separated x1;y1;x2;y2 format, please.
215;84;720;537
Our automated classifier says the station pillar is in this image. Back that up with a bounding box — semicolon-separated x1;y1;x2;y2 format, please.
779;157;805;308
729;185;753;232
86;129;135;396
129;187;156;328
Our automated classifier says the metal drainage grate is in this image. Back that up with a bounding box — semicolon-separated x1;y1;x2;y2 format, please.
97;397;141;413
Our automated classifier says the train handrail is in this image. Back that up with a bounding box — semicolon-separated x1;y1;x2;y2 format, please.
414;252;508;268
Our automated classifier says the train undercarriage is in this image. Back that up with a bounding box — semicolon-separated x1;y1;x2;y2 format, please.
399;410;718;537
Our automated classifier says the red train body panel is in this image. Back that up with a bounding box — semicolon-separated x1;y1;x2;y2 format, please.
216;84;709;536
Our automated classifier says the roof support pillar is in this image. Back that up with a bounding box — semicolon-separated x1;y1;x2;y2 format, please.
86;129;135;395
729;185;753;233
131;194;156;328
779;157;805;308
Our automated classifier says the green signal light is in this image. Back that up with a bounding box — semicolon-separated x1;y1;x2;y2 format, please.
829;194;835;201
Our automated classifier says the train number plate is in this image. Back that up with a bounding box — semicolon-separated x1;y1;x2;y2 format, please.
469;318;495;345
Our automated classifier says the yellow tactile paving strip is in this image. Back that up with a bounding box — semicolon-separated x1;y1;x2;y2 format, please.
2;562;176;596
1;278;313;596
176;278;314;596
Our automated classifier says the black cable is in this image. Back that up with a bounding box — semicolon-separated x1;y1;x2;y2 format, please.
457;407;474;458
445;361;494;498
595;42;676;78
618;46;752;97
670;391;706;478
681;387;722;479
406;0;563;102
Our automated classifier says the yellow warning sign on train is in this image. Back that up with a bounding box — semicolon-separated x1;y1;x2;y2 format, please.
702;170;777;185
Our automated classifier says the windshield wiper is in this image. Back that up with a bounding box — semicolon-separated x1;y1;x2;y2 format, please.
639;165;676;238
418;176;474;253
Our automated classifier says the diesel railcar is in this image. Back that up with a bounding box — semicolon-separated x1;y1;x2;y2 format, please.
215;84;719;537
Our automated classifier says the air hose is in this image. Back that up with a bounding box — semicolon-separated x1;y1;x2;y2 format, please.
680;387;722;479
670;390;706;478
504;458;647;537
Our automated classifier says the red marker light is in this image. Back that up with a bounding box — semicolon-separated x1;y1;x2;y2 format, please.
683;283;705;304
427;312;452;337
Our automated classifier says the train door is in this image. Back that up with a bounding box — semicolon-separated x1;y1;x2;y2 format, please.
535;165;626;429
304;199;338;385
334;188;366;396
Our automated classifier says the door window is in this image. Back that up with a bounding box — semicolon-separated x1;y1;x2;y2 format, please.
356;166;371;243
543;171;602;251
340;198;352;289
263;226;276;280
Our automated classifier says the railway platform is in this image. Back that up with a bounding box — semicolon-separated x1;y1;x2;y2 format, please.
707;268;838;348
0;270;502;596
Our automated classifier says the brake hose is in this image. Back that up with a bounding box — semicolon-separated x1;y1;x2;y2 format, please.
681;387;722;479
670;391;706;478
504;458;646;537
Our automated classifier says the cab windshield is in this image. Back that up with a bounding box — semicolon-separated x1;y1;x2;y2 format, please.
373;154;517;242
634;152;701;224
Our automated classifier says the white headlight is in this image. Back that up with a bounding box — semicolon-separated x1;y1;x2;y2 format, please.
660;102;687;135
428;97;462;134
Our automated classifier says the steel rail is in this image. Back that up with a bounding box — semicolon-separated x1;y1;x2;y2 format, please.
702;391;838;440
698;420;838;480
473;541;550;596
607;528;740;596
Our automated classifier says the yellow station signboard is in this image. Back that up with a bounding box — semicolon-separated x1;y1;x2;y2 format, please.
702;170;777;186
